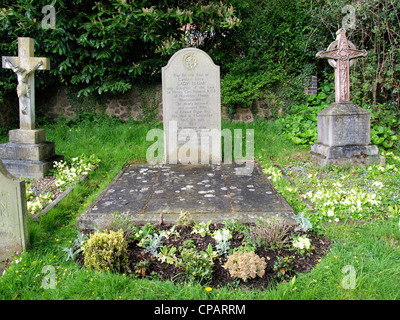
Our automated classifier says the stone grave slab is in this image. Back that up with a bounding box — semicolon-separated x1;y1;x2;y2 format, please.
77;162;295;231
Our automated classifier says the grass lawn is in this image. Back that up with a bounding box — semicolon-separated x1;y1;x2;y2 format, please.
0;116;399;300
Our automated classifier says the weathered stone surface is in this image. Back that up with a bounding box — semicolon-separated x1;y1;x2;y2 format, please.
311;144;384;166
77;162;295;231
0;141;55;161
1;37;63;178
2;37;50;130
311;29;385;166
0;159;29;261
317;103;371;147
9;129;46;144
0;155;63;179
162;48;221;164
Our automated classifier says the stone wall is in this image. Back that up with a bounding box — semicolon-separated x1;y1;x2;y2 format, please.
2;77;318;127
39;84;268;123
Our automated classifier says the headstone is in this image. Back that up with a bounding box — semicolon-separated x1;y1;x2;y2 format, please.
311;29;385;166
162;48;221;164
0;159;29;261
0;37;63;178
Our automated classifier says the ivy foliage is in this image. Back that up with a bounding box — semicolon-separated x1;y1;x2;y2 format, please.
0;0;241;100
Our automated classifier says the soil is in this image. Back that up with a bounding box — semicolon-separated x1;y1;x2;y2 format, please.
77;223;331;291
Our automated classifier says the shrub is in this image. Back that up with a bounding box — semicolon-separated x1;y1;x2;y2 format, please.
176;246;214;283
83;229;128;273
224;251;266;282
246;217;291;249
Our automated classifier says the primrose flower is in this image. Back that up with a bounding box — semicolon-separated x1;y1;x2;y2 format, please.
292;236;311;251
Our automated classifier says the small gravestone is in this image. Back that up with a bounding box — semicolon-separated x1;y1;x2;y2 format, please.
0;159;29;262
162;48;221;164
311;29;385;166
0;37;63;178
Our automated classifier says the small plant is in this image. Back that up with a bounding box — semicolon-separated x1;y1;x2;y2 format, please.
222;218;249;234
246;217;291;249
140;233;166;257
62;231;88;262
133;223;158;243
53;154;100;189
202;243;219;262
176;246;214;283
273;255;295;280
191;220;212;237
224;251;266;282
83;229;128;273
293;212;313;233
231;242;257;254
26;190;53;215
99;212;138;240
157;245;178;265
177;210;192;226
213;228;232;256
292;235;312;254
133;259;153;277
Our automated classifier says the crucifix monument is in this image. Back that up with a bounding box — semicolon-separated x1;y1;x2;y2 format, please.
0;37;63;178
311;29;385;166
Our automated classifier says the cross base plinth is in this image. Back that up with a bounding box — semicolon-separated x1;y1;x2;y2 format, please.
310;143;385;167
0;129;63;178
310;102;385;167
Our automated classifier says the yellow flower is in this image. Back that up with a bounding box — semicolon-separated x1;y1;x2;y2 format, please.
205;287;212;292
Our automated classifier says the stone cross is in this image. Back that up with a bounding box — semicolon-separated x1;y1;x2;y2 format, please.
2;37;50;130
316;29;367;103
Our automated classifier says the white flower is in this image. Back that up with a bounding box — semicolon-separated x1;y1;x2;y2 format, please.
293;236;311;251
372;181;384;189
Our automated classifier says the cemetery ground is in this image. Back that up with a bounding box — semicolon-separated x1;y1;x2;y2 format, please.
0;116;400;300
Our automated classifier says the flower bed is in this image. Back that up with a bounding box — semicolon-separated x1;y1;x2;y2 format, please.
26;155;100;216
262;150;400;227
69;213;331;290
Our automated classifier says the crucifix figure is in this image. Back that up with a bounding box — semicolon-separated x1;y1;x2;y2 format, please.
316;29;367;103
2;37;50;130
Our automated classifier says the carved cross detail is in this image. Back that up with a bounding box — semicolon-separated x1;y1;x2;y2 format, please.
2;37;50;130
316;29;367;103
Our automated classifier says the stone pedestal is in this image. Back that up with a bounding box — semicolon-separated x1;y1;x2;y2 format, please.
0;129;63;178
310;102;385;166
